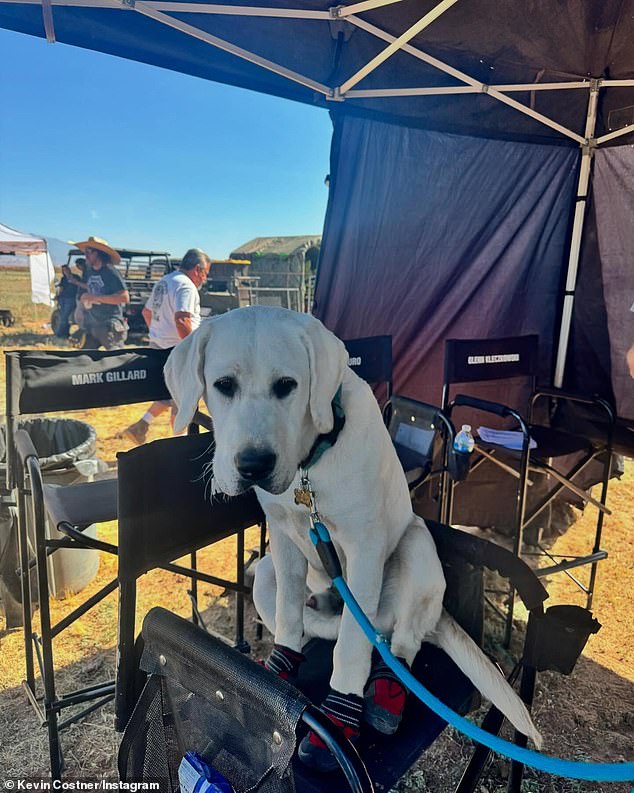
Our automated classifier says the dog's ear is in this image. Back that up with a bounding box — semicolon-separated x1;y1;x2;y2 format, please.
299;316;349;434
164;320;214;433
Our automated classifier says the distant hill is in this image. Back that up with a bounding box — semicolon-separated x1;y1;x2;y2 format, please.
0;234;72;268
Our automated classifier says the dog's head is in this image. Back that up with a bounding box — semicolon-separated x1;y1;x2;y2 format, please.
164;306;349;496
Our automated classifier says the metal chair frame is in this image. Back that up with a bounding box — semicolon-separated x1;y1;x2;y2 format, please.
441;335;615;645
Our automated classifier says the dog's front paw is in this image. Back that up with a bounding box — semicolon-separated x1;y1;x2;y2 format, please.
363;657;408;735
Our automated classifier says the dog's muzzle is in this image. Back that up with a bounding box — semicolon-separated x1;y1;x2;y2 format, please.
234;447;277;485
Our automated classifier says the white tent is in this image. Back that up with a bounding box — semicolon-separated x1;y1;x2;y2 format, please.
0;223;55;306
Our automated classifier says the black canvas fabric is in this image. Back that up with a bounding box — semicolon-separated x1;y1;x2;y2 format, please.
6;348;172;415
1;0;632;142
444;336;539;386
343;335;392;385
315;115;578;407
119;607;307;792
592;145;634;421
117;432;264;581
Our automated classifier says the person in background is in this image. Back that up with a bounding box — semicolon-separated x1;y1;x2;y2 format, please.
68;257;89;336
72;237;129;349
54;264;78;338
122;247;211;444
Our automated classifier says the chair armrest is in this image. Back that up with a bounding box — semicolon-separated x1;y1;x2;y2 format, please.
530;388;615;424
425;520;548;612
450;394;530;435
192;410;214;432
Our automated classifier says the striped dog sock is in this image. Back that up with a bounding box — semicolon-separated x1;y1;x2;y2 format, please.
310;689;364;748
299;687;364;771
264;644;304;679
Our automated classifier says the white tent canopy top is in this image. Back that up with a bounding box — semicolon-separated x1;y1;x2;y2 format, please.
0;222;47;255
0;222;54;306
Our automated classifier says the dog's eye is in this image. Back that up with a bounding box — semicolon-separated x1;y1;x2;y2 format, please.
272;377;297;399
214;377;237;397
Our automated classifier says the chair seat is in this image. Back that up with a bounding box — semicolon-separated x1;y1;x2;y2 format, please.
43;476;118;529
528;425;594;459
292;639;476;792
477;425;593;460
393;442;431;485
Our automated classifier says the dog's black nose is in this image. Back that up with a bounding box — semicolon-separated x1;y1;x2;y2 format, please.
235;448;277;481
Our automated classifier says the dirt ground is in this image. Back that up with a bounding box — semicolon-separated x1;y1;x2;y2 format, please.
0;269;632;792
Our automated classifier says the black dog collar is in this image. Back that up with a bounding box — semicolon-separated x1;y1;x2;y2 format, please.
300;386;346;470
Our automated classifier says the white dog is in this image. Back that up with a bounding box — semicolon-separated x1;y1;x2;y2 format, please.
164;306;540;765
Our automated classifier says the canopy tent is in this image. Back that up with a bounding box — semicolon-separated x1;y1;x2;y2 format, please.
1;0;633;417
0;223;55;305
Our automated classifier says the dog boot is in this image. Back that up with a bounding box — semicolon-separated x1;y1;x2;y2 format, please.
261;644;304;680
363;655;408;735
298;689;362;772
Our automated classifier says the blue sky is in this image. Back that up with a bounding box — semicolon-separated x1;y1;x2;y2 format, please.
0;28;333;258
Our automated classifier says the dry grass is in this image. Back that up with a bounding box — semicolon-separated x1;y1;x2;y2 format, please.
0;269;632;791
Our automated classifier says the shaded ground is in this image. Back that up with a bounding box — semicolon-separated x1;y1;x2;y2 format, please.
0;269;632;791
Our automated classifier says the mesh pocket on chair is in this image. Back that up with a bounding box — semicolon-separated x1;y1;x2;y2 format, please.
119;674;297;793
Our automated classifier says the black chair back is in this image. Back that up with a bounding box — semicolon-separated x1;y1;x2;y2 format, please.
4;347;172;487
443;335;538;394
115;432;265;730
117;432;264;581
385;396;441;480
343;335;392;402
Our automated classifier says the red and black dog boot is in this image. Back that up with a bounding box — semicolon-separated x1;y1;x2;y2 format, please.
363;655;408;735
298;689;363;772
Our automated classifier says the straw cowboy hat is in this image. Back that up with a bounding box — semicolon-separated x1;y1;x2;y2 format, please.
72;236;121;265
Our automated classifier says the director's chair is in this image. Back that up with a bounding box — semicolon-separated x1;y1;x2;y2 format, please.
441;335;615;645
118;521;600;793
5;348;259;779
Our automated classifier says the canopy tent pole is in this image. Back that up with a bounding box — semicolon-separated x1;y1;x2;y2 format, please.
553;81;600;387
338;0;407;16
347;81;592;97
596;123;634;145
127;0;332;95
41;0;55;41
346;15;585;144
339;0;460;94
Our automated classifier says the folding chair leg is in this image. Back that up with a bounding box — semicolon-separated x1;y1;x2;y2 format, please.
190;550;199;625
455;706;505;792
586;453;612;611
234;528;249;654
115;579;138;732
17;486;36;692
504;444;530;648
455;664;522;793
256;521;267;641
507;665;536;793
33;501;62;780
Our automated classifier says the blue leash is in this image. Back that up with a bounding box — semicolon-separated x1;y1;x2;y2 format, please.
300;483;634;783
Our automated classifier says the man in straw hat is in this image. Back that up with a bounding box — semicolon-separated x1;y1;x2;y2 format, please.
72;236;130;349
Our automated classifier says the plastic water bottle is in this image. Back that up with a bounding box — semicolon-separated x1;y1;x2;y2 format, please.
454;424;475;454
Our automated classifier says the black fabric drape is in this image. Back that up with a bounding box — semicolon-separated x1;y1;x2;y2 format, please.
314;115;579;406
592;145;634;421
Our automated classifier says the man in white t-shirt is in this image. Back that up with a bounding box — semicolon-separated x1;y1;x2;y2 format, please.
122;248;211;444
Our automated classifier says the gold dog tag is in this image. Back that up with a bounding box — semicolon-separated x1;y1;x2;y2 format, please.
294;487;312;508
